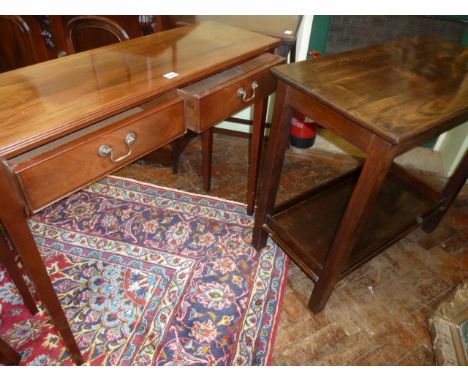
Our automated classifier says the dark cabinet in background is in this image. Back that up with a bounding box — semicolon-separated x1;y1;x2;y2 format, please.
0;15;55;72
0;15;169;72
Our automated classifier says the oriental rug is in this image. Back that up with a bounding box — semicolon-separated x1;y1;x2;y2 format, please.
0;176;288;365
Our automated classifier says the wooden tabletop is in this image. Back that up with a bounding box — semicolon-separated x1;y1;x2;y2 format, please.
272;35;468;144
0;21;279;159
171;16;302;43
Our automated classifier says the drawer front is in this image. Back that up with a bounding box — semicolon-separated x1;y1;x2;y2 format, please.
184;63;279;133
14;98;185;212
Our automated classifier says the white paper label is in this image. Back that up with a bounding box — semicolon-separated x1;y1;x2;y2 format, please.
284;30;293;35
163;72;179;79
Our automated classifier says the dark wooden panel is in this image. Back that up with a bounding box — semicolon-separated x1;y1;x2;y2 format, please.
0;16;40;72
270;172;437;279
0;16;172;71
0;16;66;72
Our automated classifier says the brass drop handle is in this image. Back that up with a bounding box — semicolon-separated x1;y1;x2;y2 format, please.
98;132;137;163
237;81;259;103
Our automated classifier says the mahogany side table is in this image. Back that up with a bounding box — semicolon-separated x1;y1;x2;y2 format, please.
252;35;468;313
0;21;280;364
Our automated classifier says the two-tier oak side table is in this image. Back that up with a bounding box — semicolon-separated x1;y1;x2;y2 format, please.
252;35;468;313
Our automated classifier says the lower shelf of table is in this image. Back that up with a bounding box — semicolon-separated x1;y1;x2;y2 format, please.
264;169;438;282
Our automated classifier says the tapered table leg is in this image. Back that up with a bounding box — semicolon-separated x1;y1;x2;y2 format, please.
0;232;38;315
0;337;21;365
308;139;396;313
170;138;182;174
252;82;294;250
246;96;268;215
423;150;468;233
201;127;214;192
0;160;83;365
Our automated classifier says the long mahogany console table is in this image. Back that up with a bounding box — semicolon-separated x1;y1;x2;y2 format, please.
252;35;468;314
0;21;282;364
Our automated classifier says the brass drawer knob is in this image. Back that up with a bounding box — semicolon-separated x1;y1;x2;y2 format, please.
98;132;137;163
237;81;259;103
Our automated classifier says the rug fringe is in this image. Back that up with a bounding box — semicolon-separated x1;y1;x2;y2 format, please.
108;175;248;208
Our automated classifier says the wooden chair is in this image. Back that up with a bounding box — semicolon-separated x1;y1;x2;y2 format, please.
65;15;168;53
66;16;131;53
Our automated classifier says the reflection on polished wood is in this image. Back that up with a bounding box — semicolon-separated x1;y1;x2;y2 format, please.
170;15;302;60
0;21;279;158
171;15;302;42
0;21;280;364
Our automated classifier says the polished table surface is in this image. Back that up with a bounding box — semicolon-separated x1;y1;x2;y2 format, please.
272;35;468;144
0;21;279;158
0;21;280;365
171;15;302;43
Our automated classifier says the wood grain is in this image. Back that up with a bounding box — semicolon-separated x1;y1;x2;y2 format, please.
178;53;284;133
0;21;279;159
171;15;302;42
272;35;468;144
12;97;185;212
254;34;468;312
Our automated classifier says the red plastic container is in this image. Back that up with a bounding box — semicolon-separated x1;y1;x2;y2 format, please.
290;113;318;148
289;50;321;149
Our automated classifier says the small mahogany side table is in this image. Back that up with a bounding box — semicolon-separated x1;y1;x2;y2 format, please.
252;35;468;313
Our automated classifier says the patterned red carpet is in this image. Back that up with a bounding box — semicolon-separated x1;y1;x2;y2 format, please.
0;176;288;365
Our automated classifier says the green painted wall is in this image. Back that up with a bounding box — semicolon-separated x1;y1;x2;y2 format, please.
307;16;331;56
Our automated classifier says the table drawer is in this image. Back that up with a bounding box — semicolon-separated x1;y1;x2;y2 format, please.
178;53;285;133
10;96;185;212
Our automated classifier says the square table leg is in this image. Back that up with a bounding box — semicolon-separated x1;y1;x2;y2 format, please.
247;96;268;215
0;160;83;365
0;337;21;365
0;232;38;315
422;150;468;233
201;127;214;192
170;138;182;174
252;82;294;250
200;96;270;215
308;139;396;313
